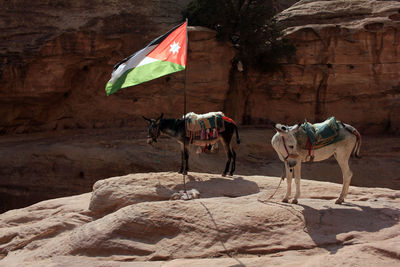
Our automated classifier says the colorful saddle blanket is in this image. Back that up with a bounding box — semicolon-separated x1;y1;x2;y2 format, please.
295;117;345;150
185;112;225;141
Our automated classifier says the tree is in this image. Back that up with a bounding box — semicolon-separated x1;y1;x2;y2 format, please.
183;0;296;72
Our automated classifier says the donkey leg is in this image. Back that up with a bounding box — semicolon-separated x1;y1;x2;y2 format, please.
335;153;353;204
220;140;231;177
222;150;232;177
283;164;293;203
292;163;302;204
229;148;236;176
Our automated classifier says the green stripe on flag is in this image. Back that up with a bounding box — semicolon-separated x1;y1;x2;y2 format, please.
106;61;185;96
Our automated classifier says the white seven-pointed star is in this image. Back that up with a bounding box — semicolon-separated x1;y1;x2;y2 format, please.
169;41;181;54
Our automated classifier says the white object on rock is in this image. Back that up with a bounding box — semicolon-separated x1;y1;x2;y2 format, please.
170;189;200;200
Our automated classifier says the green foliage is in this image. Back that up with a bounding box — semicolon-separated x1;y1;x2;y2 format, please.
183;0;296;73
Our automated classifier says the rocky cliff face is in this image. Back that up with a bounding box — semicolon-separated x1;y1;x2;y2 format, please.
226;0;400;134
1;0;399;134
0;0;207;134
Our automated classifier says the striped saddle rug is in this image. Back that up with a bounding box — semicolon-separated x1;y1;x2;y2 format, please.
185;112;225;141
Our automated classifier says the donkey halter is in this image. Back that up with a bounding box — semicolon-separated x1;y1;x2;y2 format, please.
281;135;299;160
149;121;161;141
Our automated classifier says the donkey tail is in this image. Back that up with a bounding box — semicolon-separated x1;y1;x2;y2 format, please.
344;124;361;158
223;116;240;144
235;124;240;144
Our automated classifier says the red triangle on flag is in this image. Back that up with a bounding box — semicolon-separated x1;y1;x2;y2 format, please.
146;22;187;67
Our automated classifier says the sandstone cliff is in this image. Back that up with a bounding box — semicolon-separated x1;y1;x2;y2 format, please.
1;0;400;134
225;0;400;134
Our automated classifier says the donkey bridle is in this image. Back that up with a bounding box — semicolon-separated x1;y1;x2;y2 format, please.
148;121;161;142
281;136;299;160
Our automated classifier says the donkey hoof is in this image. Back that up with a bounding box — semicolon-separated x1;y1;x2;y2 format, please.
282;198;289;203
222;173;227;177
291;199;298;204
228;173;234;177
182;171;188;175
335;199;343;205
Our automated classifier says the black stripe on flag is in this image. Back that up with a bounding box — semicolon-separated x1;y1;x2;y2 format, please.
113;22;185;71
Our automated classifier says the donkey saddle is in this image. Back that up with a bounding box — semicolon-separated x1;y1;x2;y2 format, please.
185;111;225;141
295;117;345;151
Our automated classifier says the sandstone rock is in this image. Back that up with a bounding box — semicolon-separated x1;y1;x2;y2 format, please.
89;172;260;215
0;193;92;257
0;0;234;134
1;0;400;135
232;0;400;133
0;172;399;266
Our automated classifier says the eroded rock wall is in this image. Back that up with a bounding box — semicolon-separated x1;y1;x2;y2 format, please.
1;0;400;135
226;0;400;133
1;0;222;134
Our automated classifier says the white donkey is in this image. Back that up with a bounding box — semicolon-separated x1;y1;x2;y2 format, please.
271;120;361;204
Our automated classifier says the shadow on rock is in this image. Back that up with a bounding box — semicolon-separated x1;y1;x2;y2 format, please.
169;175;260;199
300;202;400;254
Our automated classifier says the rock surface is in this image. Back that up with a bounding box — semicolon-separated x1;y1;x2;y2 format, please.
1;1;400;265
225;0;400;133
0;0;233;134
1;172;399;266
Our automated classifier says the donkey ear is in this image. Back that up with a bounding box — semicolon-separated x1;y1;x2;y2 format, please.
274;123;286;133
291;123;301;132
156;113;164;122
142;116;151;122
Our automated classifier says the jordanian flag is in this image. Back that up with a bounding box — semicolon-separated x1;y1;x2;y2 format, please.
106;21;187;96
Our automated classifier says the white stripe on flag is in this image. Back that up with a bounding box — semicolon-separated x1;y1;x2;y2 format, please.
109;45;156;83
136;57;158;67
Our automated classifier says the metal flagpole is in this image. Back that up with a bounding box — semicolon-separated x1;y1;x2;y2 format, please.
183;18;188;193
